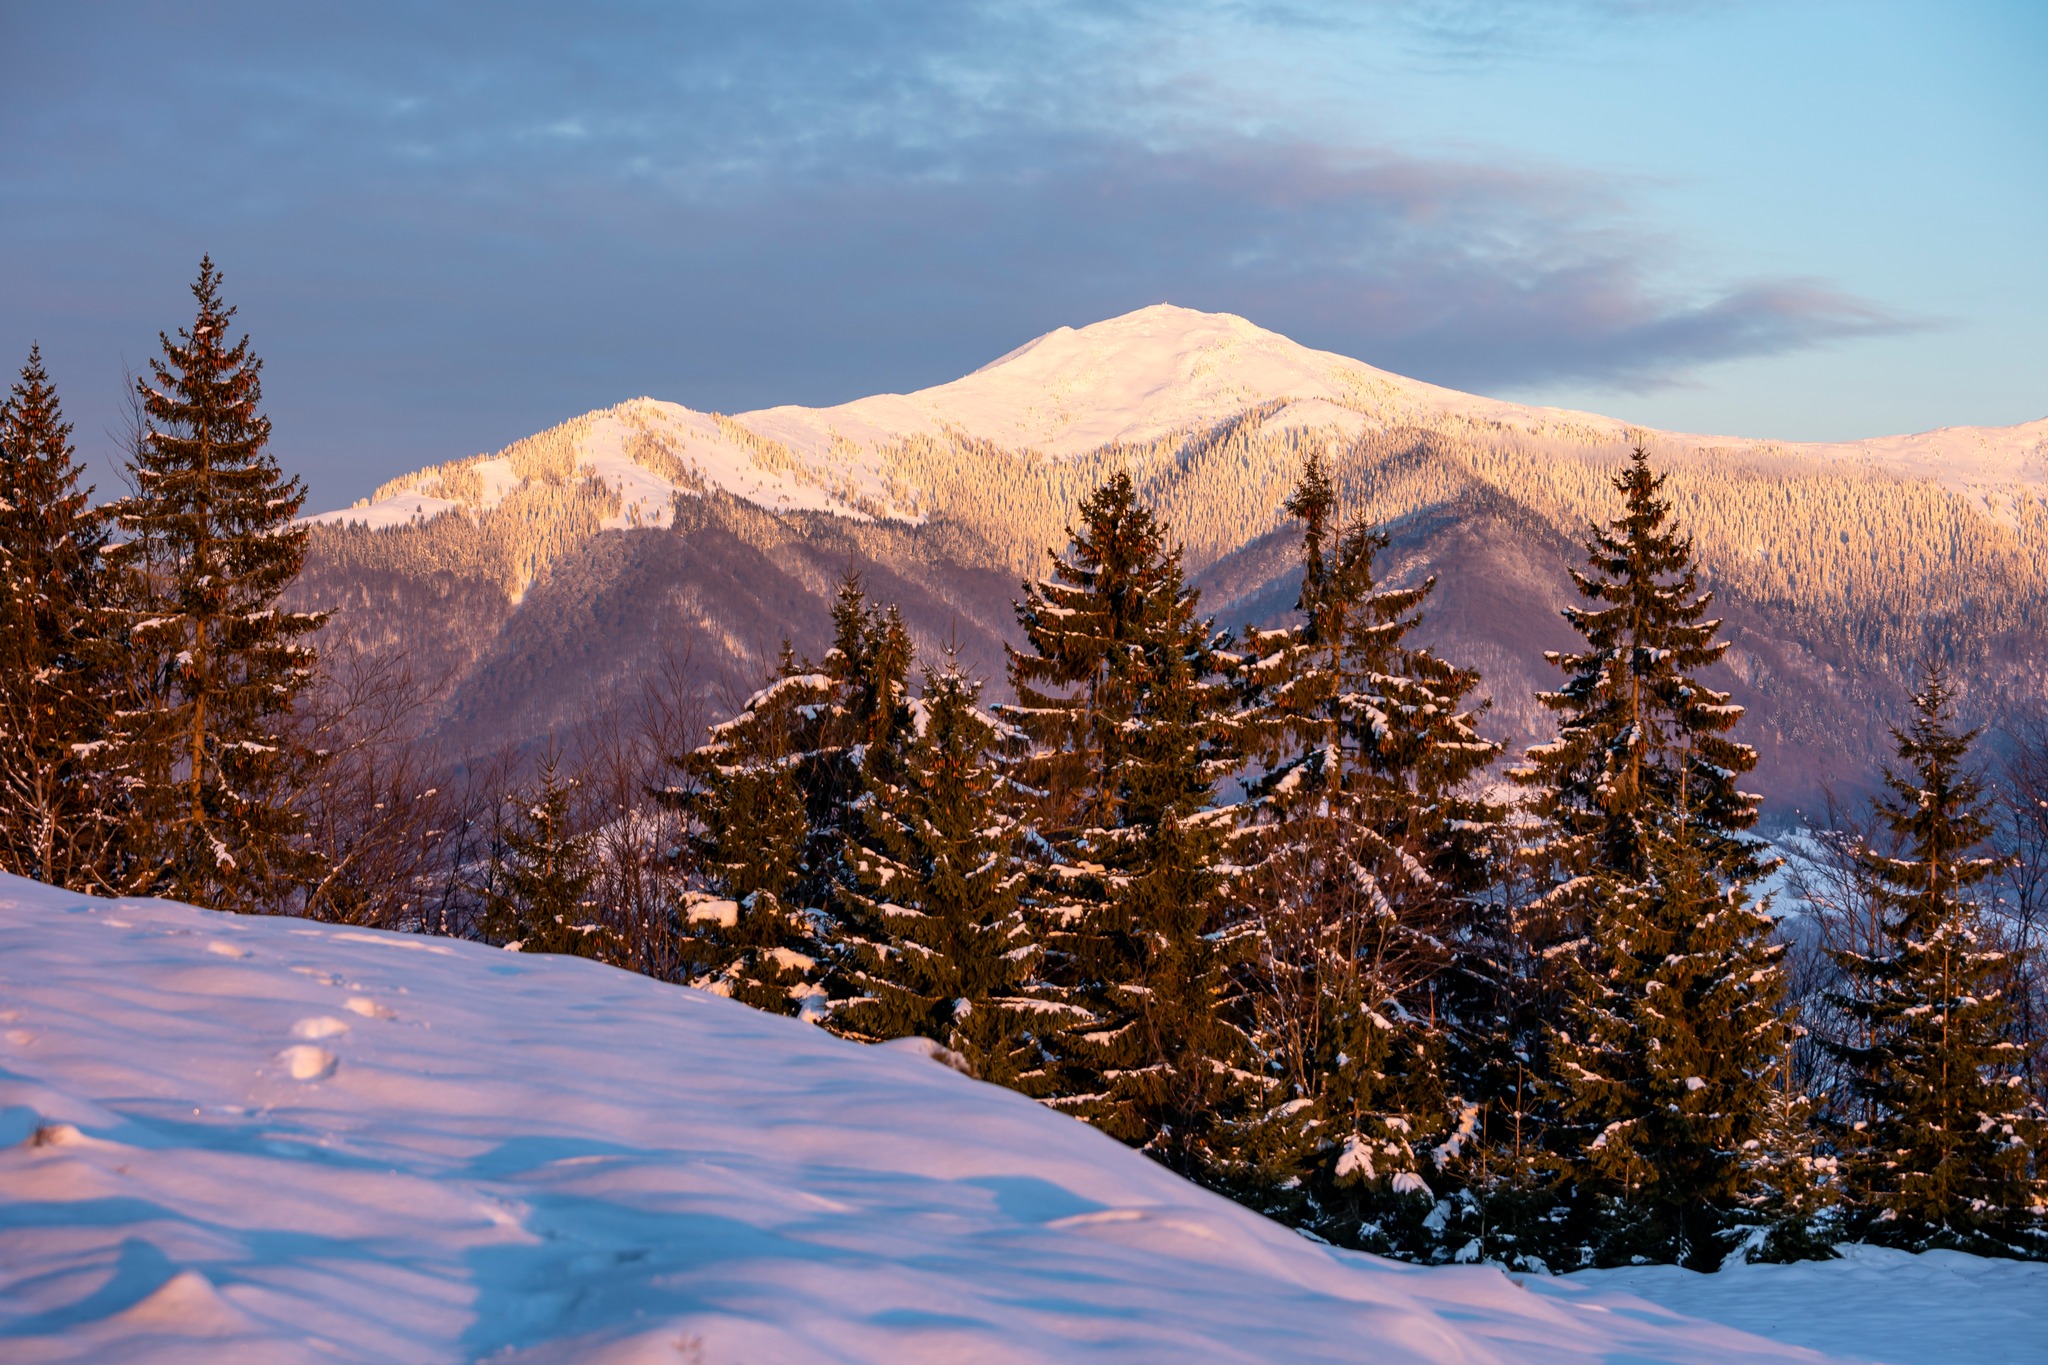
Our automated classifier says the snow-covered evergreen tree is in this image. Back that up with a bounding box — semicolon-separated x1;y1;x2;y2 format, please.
1516;446;1792;1268
678;643;833;1018
1547;836;1798;1266
1000;470;1250;1176
482;751;616;960
676;579;913;1019
1738;1052;1839;1263
103;258;326;913
833;659;1043;1083
0;345;121;890
807;577;913;907
1227;448;1504;1252
1824;667;2046;1255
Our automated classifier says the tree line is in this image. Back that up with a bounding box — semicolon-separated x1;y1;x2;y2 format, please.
3;260;2044;1272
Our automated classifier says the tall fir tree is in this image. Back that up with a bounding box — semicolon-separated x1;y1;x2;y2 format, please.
103;258;326;912
0;346;121;890
833;658;1043;1083
675;581;913;1019
678;642;834;1017
1227;448;1504;1251
809;576;914;907
1824;667;2046;1255
1001;469;1250;1176
482;750;617;960
1515;446;1793;1269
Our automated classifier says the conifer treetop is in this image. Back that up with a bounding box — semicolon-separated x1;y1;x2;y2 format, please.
117;256;314;604
1863;663;2007;906
2;344;88;506
0;343;103;588
1010;468;1180;694
1521;444;1761;883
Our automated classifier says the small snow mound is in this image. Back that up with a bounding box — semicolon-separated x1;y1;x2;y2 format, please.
290;1017;349;1040
1049;1207;1149;1227
1049;1206;1229;1246
276;1044;338;1081
343;996;395;1020
206;940;251;959
877;1033;977;1077
26;1122;91;1148
332;931;454;955
114;1269;253;1335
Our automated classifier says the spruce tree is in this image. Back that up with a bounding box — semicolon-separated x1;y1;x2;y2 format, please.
809;577;913;907
1517;446;1792;1269
482;751;615;960
1001;469;1249;1176
0;346;120;890
1547;835;1797;1266
676;577;915;1018
1228;448;1503;1252
679;643;834;1017
1739;1047;1837;1263
103;258;326;913
833;659;1042;1082
1824;667;2046;1255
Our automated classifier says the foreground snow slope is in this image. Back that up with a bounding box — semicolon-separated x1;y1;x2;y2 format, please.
0;878;2035;1364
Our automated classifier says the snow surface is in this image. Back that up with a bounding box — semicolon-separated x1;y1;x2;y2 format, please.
303;491;469;530
1535;1249;2048;1365
3;876;2036;1363
309;304;2048;530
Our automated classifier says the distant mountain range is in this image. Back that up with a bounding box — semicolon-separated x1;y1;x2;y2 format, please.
293;305;2048;816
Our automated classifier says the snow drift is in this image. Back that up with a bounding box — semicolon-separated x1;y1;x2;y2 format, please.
0;876;2037;1363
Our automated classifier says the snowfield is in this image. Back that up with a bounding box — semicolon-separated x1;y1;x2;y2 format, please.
0;876;2040;1364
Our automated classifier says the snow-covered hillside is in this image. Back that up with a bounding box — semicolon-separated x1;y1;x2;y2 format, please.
310;304;2048;530
2;877;2041;1364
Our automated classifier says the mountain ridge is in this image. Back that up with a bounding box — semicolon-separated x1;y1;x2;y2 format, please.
313;303;2048;533
289;304;2048;815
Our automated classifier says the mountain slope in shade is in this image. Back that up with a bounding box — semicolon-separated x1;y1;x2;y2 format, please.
12;872;2032;1364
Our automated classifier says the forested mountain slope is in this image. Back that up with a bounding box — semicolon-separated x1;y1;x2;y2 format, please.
293;305;2048;810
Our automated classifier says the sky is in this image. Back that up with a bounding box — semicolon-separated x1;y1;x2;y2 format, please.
2;0;2043;508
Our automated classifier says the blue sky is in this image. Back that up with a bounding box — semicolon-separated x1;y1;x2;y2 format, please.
2;1;2041;506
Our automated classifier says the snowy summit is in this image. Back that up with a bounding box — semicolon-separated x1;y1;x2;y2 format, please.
309;304;2048;532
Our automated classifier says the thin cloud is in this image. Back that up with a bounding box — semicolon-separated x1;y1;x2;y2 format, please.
634;136;1915;394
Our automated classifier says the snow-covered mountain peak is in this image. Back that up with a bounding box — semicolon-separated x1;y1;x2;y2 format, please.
309;304;2048;534
887;302;1433;455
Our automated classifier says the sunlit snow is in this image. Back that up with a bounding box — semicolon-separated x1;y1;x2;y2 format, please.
1;876;2039;1363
